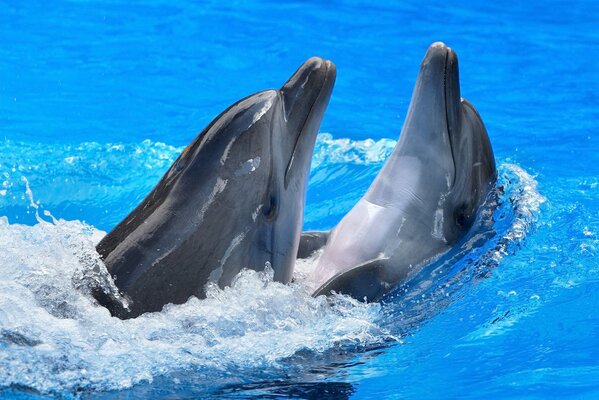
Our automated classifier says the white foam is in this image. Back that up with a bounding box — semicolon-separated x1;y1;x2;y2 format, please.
0;136;544;395
0;196;385;394
312;133;396;168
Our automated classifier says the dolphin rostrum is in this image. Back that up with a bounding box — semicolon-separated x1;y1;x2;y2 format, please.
301;43;496;302
95;57;336;318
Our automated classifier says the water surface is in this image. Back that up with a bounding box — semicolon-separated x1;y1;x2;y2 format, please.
0;0;598;398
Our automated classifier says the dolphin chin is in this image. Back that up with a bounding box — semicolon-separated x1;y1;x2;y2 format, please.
302;42;496;302
94;58;336;319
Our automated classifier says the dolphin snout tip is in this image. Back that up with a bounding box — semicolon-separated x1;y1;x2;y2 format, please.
281;57;336;100
428;41;458;55
324;59;337;81
299;56;327;71
426;42;452;57
421;42;458;71
301;57;336;79
304;56;325;66
429;41;454;52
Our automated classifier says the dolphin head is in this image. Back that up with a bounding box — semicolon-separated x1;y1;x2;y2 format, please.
411;42;496;244
152;57;335;285
95;58;335;317
435;43;497;243
369;42;495;246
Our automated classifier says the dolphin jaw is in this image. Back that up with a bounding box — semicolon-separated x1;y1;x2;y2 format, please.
443;46;460;189
397;43;459;182
282;58;336;189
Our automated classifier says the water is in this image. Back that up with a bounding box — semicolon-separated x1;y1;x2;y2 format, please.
0;0;597;398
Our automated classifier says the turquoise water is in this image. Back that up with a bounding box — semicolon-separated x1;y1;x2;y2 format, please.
0;1;598;398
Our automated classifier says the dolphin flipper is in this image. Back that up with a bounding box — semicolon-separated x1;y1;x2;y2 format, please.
312;258;392;302
297;230;330;259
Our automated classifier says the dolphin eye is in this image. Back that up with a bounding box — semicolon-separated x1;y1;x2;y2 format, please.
262;194;278;220
455;212;466;227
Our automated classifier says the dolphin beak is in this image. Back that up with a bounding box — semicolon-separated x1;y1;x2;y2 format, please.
280;57;336;123
441;44;461;148
419;42;461;141
395;42;461;188
279;57;336;187
420;42;461;136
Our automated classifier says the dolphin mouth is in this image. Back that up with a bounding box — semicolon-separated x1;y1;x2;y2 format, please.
443;48;456;187
282;58;336;187
436;43;460;188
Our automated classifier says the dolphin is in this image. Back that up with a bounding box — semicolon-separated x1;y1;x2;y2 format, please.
300;42;496;302
94;57;336;319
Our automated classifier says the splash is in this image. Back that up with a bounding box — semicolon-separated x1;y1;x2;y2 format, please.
0;178;386;395
0;214;386;394
0;136;543;396
311;133;396;168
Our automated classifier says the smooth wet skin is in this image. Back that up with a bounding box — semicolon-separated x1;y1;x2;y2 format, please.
303;43;496;301
95;58;336;319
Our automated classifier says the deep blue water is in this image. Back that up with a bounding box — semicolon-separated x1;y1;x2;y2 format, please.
0;1;598;398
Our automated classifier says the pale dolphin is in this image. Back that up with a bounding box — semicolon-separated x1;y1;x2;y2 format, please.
95;57;336;318
301;43;496;301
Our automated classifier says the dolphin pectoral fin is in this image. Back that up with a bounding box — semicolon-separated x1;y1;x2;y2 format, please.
312;258;391;302
297;230;330;259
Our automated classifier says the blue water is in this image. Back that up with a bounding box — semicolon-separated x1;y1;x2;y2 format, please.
0;1;598;398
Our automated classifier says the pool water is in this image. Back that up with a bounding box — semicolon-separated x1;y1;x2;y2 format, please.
0;1;598;398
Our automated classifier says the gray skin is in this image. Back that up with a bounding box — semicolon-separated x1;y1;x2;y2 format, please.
301;43;496;302
95;57;336;319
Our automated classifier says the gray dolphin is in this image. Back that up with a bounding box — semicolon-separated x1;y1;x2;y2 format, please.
301;43;496;302
95;57;336;318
